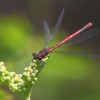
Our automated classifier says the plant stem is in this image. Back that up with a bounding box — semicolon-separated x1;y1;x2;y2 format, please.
25;88;33;100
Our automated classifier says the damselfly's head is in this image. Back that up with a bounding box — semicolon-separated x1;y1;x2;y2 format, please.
32;53;40;60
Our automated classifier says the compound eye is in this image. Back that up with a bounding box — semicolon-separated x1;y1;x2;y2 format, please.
32;53;37;56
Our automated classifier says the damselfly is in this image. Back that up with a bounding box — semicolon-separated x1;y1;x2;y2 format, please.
33;9;99;60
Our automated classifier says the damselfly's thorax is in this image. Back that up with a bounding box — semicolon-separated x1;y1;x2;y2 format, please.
32;48;49;60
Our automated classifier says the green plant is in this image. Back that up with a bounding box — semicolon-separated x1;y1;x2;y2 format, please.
0;57;48;100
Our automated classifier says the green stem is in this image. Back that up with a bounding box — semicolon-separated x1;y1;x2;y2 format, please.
24;88;33;100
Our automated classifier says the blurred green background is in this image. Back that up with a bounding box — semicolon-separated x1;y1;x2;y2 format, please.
0;0;100;100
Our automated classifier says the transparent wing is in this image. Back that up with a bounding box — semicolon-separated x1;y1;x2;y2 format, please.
54;51;100;58
43;8;65;48
43;21;51;48
54;28;100;58
66;28;99;45
50;8;65;42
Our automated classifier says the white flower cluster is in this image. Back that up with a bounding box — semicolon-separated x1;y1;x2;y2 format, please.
0;57;48;96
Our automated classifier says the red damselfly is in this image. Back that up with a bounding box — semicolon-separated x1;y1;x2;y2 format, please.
33;9;99;60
